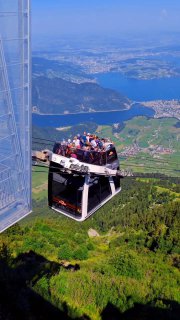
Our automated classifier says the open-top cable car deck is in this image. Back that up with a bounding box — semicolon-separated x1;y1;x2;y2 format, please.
48;135;122;221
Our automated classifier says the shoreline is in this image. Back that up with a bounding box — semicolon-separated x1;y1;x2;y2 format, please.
32;102;139;116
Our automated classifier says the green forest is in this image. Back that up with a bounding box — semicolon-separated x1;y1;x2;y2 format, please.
0;175;180;320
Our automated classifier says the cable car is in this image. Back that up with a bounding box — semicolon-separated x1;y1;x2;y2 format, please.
48;138;122;221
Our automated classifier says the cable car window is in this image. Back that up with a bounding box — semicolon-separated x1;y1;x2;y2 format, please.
106;147;117;164
73;149;106;166
91;151;101;165
88;176;112;213
100;152;106;165
53;143;61;154
99;176;112;201
113;176;120;190
76;149;84;162
88;178;101;212
84;151;107;166
51;173;84;216
53;143;67;156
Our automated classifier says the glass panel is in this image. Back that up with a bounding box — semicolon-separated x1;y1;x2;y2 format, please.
53;143;108;166
100;176;112;201
88;177;101;212
113;176;120;190
0;0;18;12
0;0;31;232
50;172;84;217
88;176;112;213
106;147;118;164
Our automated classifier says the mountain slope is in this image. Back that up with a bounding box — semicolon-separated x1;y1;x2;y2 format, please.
32;76;130;114
0;177;179;320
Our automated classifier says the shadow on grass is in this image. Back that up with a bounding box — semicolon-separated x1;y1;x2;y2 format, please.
101;301;180;320
0;249;88;320
0;248;179;320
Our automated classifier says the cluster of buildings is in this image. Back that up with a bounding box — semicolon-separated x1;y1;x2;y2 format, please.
119;143;141;158
141;100;180;120
149;145;174;156
119;142;174;159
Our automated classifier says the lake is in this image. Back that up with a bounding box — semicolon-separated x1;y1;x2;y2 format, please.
32;71;180;127
32;103;154;127
95;72;180;101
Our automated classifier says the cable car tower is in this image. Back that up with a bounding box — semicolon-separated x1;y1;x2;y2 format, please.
0;1;31;232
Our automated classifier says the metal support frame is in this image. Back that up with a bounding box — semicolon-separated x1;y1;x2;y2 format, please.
0;0;31;232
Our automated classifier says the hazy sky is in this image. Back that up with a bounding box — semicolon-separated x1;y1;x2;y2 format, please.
32;0;180;38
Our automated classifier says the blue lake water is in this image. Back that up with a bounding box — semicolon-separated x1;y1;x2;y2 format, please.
95;72;180;101
32;103;154;127
32;71;180;127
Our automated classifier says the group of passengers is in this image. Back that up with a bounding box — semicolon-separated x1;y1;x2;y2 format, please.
54;132;114;162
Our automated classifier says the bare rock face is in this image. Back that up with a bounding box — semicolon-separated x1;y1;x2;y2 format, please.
88;228;100;237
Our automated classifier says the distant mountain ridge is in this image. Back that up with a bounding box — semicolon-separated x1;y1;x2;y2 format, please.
32;76;130;114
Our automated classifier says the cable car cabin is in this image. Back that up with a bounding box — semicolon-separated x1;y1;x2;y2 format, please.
48;140;121;221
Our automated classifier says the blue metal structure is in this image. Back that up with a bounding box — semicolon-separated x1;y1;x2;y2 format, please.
0;0;31;232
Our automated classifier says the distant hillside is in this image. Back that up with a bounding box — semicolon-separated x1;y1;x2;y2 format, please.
32;122;98;150
32;56;90;82
32;76;130;114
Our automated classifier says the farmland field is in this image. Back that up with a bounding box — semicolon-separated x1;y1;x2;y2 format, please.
96;117;180;176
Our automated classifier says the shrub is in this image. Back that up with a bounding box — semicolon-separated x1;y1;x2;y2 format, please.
73;246;88;260
58;244;74;260
109;250;144;280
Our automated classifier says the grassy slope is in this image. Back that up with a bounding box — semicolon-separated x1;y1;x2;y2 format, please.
32;166;48;201
1;173;179;320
